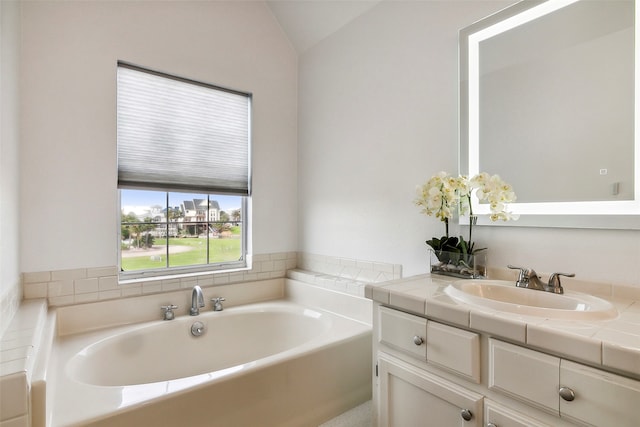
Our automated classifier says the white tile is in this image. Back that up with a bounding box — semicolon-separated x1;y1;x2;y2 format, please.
613;285;640;301
98;276;118;291
23;282;47;299
0;414;29;427
48;280;74;297
142;283;163;294
121;286;142;297
0;372;28;420
49;295;74;306
426;298;470;327
99;290;122;300
74;292;99;304
74;278;98;294
87;266;119;278
51;268;87;281
470;310;527;343
389;291;425;315
22;271;50;284
527;322;601;365
161;279;181;292
600;332;640;375
0;346;33;364
213;274;230;285
260;260;274;272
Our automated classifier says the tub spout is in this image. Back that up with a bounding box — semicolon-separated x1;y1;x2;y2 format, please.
190;285;205;316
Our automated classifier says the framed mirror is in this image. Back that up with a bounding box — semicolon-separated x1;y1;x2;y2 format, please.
459;0;640;229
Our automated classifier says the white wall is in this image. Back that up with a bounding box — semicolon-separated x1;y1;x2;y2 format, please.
298;0;640;286
19;1;298;273
1;0;22;334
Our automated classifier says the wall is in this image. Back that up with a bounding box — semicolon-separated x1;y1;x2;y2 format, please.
19;0;298;273
297;0;640;287
1;0;22;336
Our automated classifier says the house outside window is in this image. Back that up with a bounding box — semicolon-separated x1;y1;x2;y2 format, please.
117;63;251;280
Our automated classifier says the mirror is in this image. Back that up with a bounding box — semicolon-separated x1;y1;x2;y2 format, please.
460;0;640;229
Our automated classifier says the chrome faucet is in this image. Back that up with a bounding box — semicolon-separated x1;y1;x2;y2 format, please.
508;265;575;294
190;285;205;316
211;297;225;312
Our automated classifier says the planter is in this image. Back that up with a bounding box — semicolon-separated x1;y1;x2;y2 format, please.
429;248;487;279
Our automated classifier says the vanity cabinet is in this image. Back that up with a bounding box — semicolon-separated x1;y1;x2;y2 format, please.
489;339;640;427
374;304;640;427
378;355;483;426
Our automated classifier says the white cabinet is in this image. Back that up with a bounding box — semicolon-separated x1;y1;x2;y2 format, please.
488;339;640;427
374;304;640;427
378;354;483;427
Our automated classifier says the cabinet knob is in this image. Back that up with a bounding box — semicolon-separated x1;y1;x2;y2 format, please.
559;386;576;402
460;409;473;421
412;335;424;346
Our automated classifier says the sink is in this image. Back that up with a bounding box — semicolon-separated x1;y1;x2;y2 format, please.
444;280;618;320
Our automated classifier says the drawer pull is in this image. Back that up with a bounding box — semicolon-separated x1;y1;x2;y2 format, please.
461;408;473;421
559;386;575;402
412;335;424;346
487;424;497;427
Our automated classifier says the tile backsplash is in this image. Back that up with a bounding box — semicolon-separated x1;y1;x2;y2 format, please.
22;252;297;307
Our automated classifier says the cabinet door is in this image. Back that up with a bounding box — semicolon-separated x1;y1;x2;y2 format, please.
485;399;552;427
488;339;560;415
559;359;640;427
378;354;483;427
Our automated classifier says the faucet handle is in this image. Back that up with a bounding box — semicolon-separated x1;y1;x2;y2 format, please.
508;265;530;284
211;297;226;311
161;304;178;320
547;272;575;294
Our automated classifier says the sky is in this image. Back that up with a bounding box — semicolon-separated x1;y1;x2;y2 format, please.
121;189;241;216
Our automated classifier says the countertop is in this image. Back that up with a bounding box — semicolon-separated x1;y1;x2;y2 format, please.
365;274;640;379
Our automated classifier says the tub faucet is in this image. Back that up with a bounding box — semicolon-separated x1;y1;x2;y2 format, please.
190;285;205;316
211;297;226;311
508;265;575;294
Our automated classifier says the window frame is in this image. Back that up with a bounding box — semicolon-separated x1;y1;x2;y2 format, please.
116;63;251;281
118;192;248;281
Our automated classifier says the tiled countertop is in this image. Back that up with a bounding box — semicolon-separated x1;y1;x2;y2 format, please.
365;275;640;379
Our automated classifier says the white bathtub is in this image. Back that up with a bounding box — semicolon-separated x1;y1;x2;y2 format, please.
50;300;372;427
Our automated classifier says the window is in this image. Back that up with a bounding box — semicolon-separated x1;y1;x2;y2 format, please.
117;63;251;279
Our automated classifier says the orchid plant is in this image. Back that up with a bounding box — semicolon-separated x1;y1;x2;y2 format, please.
414;171;517;260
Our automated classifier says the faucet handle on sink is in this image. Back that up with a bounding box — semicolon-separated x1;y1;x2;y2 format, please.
507;265;537;287
547;272;575;294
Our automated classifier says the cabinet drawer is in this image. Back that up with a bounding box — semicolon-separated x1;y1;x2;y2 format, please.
378;306;427;359
488;339;560;415
560;359;640;427
485;399;552;427
427;320;480;383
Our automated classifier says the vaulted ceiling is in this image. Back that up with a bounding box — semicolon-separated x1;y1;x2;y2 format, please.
265;0;382;53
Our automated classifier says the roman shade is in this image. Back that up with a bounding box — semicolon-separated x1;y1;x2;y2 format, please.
117;63;251;195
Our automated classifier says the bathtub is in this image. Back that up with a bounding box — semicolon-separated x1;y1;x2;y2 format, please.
49;300;372;427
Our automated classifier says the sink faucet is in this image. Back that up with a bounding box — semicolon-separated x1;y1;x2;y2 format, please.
507;265;575;294
190;285;205;316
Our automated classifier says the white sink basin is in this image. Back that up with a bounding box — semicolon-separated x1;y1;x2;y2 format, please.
444;280;618;320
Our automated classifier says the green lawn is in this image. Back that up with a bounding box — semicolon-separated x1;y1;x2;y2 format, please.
121;237;242;271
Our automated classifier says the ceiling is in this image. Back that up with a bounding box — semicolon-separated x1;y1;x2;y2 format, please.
265;0;382;53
